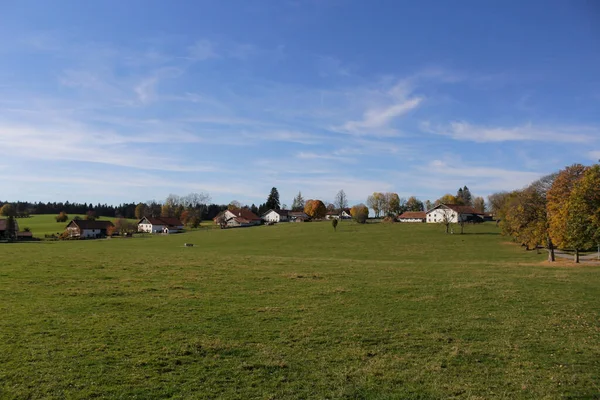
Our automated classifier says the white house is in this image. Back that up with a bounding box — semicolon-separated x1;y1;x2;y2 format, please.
66;220;114;238
214;208;262;228
397;211;426;222
426;204;479;224
262;209;289;223
138;217;184;233
325;208;352;220
288;211;310;222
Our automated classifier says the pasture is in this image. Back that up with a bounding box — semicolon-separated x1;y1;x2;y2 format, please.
0;221;599;399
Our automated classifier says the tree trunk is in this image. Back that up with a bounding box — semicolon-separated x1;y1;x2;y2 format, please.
445;224;449;234
460;223;464;234
575;249;579;263
548;238;555;262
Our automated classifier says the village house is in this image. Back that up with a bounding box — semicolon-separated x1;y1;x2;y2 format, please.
426;204;482;224
288;211;310;222
262;209;289;223
214;208;262;228
138;216;184;234
325;208;352;220
66;219;114;238
397;211;427;222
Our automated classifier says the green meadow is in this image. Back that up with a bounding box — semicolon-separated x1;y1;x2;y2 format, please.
1;220;599;399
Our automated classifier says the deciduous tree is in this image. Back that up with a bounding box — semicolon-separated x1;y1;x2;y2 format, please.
435;194;458;206
350;204;369;223
135;203;147;219
367;192;385;218
228;201;242;210
304;199;326;219
385;193;401;216
334;190;348;215
473;197;486;214
0;203;15;217
565;165;600;262
547;164;588;251
161;204;173;218
405;196;424;212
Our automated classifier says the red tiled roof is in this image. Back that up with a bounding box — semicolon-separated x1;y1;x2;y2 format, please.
398;211;426;219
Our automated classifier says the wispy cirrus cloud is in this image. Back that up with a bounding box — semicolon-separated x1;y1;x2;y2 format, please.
296;151;356;163
332;79;424;136
421;121;597;143
187;39;219;61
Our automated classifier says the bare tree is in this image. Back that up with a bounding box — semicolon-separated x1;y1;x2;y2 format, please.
334;190;348;216
439;207;455;234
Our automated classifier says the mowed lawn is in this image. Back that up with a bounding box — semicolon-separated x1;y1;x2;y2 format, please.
1;222;599;399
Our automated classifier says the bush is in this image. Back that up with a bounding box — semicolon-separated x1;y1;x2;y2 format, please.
55;212;69;223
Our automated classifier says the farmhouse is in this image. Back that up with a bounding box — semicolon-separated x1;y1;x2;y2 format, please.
214;208;262;228
426;204;481;223
138;217;184;234
325;208;352;220
397;211;426;222
66;220;114;238
262;209;289;223
288;211;310;222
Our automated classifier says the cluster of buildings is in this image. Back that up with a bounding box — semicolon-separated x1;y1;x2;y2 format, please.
397;204;492;223
0;204;492;241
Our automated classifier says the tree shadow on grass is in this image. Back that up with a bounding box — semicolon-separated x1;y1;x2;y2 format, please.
460;232;500;235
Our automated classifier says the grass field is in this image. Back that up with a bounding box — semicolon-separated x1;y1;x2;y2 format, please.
1;220;599;399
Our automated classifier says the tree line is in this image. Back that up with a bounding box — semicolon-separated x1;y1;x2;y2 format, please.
489;163;600;263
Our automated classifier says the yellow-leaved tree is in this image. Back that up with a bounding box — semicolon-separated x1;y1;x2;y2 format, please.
547;164;588;251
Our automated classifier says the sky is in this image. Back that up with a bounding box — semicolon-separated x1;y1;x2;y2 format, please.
1;0;599;207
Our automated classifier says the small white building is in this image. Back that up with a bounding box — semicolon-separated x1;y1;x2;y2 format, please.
325;208;352;220
262;209;289;223
426;204;479;223
138;217;184;233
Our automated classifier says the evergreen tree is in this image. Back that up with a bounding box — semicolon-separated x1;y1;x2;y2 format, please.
291;192;305;211
462;186;473;206
265;187;280;210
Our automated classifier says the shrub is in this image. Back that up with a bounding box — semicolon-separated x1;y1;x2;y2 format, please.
55;212;69;223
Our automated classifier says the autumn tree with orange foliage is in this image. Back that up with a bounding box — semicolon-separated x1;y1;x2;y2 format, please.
304;199;326;219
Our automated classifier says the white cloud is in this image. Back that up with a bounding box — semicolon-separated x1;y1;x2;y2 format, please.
188;39;218;60
422;121;596;143
336;97;423;136
135;77;158;103
589;151;600;161
296;151;355;163
331;77;424;136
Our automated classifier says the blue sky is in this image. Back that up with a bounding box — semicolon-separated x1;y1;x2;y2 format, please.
1;0;599;207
